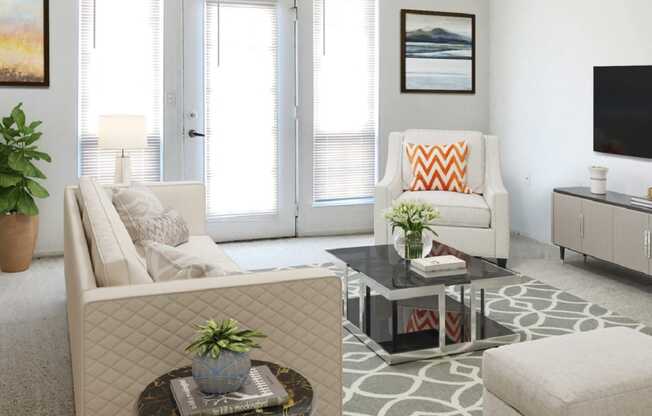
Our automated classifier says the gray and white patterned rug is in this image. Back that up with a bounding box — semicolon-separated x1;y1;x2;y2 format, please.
303;263;652;416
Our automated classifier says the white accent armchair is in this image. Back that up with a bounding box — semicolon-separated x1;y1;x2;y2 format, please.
374;130;510;266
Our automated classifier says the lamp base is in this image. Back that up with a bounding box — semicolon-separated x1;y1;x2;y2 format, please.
115;155;132;184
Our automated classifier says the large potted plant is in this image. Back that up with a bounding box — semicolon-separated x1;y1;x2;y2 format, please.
186;319;266;394
0;103;51;272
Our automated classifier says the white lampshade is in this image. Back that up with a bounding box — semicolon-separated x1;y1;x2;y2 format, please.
98;115;147;150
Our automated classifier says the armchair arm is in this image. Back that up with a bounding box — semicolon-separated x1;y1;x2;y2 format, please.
375;132;404;243
76;269;342;416
484;135;510;259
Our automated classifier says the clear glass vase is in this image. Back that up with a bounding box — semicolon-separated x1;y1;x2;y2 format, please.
393;229;433;260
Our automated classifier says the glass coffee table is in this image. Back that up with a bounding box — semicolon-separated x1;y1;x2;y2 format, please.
328;243;527;365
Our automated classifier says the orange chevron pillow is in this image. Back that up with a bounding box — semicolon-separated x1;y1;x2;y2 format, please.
405;141;472;194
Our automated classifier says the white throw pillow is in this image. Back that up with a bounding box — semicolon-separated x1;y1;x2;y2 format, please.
144;241;231;282
113;184;189;247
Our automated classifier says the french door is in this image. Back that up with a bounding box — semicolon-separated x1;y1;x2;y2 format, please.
182;0;377;241
183;0;297;242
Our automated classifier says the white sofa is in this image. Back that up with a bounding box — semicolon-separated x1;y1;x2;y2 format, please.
64;180;342;416
374;130;510;265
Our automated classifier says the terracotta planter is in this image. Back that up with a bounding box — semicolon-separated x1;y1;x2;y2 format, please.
0;214;39;273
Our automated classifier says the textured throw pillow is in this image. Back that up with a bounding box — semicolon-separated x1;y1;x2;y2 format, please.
113;185;189;246
405;141;472;194
133;209;190;247
144;241;230;282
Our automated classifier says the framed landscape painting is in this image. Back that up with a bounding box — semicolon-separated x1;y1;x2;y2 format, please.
401;10;475;94
0;0;49;87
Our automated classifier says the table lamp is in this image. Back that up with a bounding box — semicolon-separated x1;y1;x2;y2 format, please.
98;115;147;184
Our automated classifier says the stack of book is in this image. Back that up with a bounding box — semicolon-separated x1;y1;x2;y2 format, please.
171;366;289;416
631;197;652;210
410;255;467;278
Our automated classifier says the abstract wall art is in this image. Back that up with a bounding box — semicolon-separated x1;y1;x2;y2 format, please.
0;0;49;87
401;10;475;94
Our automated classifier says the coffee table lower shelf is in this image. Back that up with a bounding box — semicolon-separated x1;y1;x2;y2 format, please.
344;294;520;365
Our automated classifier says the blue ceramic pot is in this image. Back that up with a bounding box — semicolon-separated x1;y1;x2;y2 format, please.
192;350;251;394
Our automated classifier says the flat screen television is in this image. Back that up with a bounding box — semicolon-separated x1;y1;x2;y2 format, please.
594;66;652;158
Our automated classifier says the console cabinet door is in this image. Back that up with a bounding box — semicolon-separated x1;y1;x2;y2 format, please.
614;207;649;274
581;199;614;262
553;193;582;252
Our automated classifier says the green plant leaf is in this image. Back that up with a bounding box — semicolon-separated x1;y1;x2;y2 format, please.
226;343;251;353
8;152;27;171
211;345;221;359
0;187;20;214
26;179;49;198
0;173;22;188
16;190;38;215
7;153;45;179
0;188;11;213
24;150;51;163
11;104;25;129
1;127;18;141
22;132;43;146
26;162;46;179
28;121;42;130
2;117;13;129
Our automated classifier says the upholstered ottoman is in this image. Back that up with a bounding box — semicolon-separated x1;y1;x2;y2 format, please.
483;327;652;416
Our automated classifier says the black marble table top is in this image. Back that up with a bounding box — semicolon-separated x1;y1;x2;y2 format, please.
137;360;313;416
328;243;514;291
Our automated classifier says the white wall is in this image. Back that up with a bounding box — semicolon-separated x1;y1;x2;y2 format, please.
378;0;490;176
490;0;652;243
1;0;78;255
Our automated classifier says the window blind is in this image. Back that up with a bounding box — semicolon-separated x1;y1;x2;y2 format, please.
79;0;163;184
204;0;279;218
313;0;378;204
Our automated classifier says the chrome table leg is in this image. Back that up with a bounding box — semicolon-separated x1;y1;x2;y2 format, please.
438;291;446;350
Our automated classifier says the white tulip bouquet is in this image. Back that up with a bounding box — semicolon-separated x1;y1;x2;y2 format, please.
384;201;439;259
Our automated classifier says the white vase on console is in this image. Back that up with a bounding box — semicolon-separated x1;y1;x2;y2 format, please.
589;166;608;195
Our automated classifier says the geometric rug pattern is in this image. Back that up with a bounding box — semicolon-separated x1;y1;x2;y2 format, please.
334;267;652;416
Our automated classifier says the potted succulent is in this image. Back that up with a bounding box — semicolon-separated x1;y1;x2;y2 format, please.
385;200;440;259
186;319;266;394
0;103;51;273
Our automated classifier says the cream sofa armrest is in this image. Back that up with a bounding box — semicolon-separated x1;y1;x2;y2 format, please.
76;268;342;416
375;132;404;244
483;135;510;259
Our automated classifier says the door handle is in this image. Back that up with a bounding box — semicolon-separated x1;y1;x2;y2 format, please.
188;129;205;138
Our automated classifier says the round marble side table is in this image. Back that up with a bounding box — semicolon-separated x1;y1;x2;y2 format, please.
137;360;314;416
